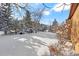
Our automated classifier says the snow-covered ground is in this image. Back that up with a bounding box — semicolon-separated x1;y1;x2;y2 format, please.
13;35;59;56
0;31;4;35
31;36;59;56
31;36;59;46
0;32;75;56
12;32;59;56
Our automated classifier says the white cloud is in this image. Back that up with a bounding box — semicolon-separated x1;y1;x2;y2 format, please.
43;10;50;15
50;3;70;12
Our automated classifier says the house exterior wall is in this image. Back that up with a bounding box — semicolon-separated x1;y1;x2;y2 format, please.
71;5;79;45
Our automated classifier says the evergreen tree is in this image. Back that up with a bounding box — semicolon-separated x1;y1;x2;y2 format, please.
52;19;59;32
52;19;58;26
0;3;12;34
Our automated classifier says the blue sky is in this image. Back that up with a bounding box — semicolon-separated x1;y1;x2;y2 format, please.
12;3;70;25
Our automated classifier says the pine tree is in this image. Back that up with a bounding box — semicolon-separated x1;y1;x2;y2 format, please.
0;3;12;34
52;19;58;26
52;19;58;32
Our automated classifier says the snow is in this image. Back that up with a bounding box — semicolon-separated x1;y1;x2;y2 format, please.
32;36;59;46
31;36;75;56
32;36;59;56
13;37;20;40
0;31;4;35
18;38;27;42
24;46;32;49
32;46;39;52
30;42;41;46
37;45;50;56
